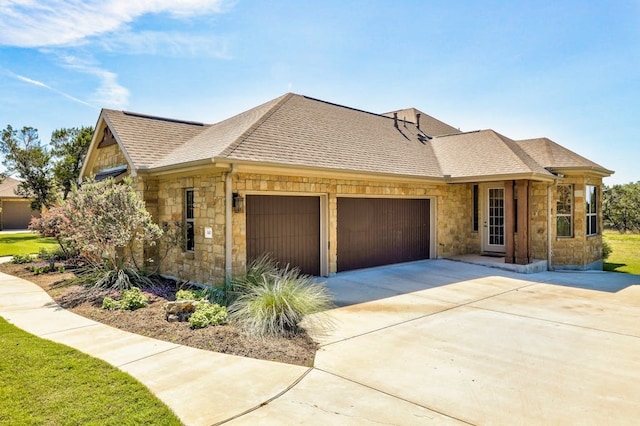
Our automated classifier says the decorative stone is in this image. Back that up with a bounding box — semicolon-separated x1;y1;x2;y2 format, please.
163;300;200;322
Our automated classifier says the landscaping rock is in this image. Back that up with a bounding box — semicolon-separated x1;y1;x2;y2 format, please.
163;300;200;322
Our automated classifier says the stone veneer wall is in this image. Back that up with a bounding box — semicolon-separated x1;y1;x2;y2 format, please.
528;181;550;261
89;144;128;176
550;174;603;269
231;173;475;279
135;171;481;284
149;173;227;284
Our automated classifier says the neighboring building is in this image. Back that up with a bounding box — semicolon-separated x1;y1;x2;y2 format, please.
0;177;40;230
80;93;613;284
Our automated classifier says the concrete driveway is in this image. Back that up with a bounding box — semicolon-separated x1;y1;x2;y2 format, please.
233;260;640;425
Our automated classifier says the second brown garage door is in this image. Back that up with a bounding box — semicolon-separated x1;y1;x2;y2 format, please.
337;198;430;272
246;195;320;276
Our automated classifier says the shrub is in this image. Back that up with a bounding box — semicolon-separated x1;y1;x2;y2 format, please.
11;254;32;264
102;296;121;310
101;287;148;311
228;257;334;338
176;288;208;301
73;262;153;291
188;302;228;329
602;239;613;260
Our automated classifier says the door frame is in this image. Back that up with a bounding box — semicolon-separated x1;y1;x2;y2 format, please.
480;182;506;254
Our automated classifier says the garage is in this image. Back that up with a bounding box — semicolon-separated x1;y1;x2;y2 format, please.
246;195;321;276
2;200;39;230
337;198;430;272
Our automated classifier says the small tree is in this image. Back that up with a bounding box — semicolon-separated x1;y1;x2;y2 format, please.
50;126;94;200
63;178;162;268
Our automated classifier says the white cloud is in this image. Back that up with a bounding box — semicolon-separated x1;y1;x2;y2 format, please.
9;70;96;108
0;0;228;47
56;54;129;109
97;30;230;58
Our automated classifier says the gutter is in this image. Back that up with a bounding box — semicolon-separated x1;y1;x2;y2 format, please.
224;164;236;283
547;181;554;271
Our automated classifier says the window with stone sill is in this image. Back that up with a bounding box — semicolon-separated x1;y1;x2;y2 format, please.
556;184;573;237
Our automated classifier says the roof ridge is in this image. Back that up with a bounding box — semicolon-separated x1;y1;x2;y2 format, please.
122;110;207;127
220;93;295;158
490;130;550;174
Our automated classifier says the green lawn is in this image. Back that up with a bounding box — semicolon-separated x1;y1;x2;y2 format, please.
0;317;182;425
0;232;57;256
603;230;640;275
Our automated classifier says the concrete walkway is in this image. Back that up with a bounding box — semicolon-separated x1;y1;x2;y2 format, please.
2;260;640;424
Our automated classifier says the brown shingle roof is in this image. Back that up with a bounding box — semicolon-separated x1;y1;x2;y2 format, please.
431;130;554;179
98;93;612;181
102;109;210;169
219;94;442;178
0;177;23;198
518;137;612;174
382;108;461;137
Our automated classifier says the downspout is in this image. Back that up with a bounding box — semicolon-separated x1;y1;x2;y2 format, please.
547;181;554;271
225;165;236;283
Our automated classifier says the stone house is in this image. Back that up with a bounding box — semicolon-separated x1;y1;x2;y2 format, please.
0;177;40;230
80;93;613;284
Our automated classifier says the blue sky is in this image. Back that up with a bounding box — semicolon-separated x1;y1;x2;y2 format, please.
0;0;638;184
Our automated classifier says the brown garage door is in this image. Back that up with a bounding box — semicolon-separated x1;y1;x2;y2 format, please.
337;198;430;272
246;195;320;276
2;201;39;230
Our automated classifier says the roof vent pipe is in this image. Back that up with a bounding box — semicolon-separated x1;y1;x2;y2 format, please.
393;112;398;129
416;113;421;130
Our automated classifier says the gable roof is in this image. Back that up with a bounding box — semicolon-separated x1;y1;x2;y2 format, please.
431;130;553;181
518;137;613;175
88;93;612;182
0;177;24;199
101;109;210;170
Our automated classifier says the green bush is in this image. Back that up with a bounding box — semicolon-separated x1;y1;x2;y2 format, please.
102;287;148;311
602;239;613;260
102;296;121;310
228;256;334;338
189;302;228;329
176;288;208;301
11;254;33;264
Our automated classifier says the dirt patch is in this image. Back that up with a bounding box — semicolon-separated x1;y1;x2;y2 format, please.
0;263;317;366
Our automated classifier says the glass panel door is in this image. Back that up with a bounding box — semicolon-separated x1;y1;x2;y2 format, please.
484;187;505;252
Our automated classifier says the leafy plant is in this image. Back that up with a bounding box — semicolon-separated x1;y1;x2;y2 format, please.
74;261;153;291
176;288;209;301
188;302;228;329
228;256;334;338
102;296;120;310
602;239;613;260
11;253;32;264
102;287;148;311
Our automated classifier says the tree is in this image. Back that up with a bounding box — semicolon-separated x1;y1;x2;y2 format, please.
0;125;56;210
50;126;93;200
603;182;640;233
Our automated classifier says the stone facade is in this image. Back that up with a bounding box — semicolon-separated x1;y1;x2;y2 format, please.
88;143;128;176
126;169;605;284
550;174;604;270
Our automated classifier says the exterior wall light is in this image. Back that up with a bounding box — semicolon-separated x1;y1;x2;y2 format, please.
233;193;244;213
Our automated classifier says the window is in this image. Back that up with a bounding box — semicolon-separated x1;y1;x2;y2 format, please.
472;184;479;231
185;189;195;251
586;185;598;236
556;185;573;237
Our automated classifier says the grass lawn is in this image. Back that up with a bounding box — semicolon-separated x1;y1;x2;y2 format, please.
603;230;640;275
0;232;57;256
0;317;182;425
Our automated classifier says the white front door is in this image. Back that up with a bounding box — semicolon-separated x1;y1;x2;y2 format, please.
482;186;506;253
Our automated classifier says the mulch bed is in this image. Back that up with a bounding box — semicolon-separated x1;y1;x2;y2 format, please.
0;262;317;367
